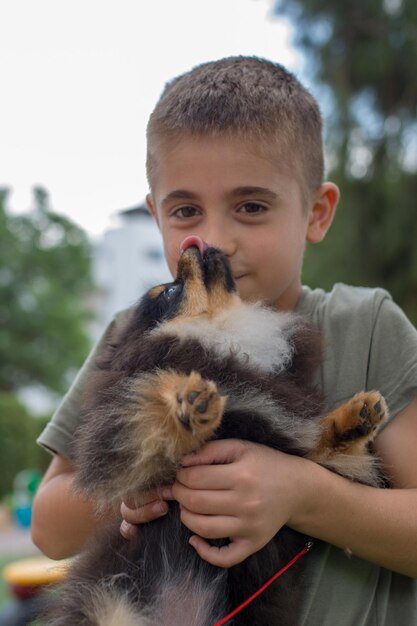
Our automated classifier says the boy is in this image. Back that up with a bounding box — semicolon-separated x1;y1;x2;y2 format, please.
32;57;417;624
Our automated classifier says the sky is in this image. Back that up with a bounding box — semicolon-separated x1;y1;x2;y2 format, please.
0;0;301;238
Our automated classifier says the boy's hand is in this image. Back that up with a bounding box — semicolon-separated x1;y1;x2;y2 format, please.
120;488;171;539
172;439;310;568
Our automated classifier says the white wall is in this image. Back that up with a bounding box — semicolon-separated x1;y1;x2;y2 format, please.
92;208;172;336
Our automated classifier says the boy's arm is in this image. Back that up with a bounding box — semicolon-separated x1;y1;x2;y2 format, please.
172;396;417;576
373;394;417;488
31;454;111;560
32;454;170;559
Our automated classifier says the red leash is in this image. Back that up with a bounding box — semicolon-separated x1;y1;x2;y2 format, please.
213;540;314;626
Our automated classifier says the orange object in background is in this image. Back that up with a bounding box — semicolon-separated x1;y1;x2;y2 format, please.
1;555;70;626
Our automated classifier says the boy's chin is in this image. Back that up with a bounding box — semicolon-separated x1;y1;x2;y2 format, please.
235;279;266;304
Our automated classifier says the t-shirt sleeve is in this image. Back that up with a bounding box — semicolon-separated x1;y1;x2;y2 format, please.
304;284;417;418
367;296;417;418
37;311;128;458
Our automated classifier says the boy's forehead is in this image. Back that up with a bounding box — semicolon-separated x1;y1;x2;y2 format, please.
150;133;299;193
156;132;288;162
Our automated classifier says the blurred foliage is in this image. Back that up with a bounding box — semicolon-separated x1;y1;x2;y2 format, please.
0;186;93;394
274;0;417;324
0;393;49;498
0;186;93;495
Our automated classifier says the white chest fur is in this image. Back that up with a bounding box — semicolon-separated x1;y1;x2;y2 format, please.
153;302;298;374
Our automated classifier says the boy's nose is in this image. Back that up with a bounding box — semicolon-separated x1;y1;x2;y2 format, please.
205;238;235;257
203;227;236;257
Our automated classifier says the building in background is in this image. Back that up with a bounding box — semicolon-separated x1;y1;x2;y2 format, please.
92;203;171;337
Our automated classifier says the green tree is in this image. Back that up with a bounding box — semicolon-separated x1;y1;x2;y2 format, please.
0;392;48;498
273;0;417;323
0;186;93;394
0;186;93;496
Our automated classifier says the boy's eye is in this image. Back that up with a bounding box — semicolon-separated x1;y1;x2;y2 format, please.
173;206;199;219
238;202;266;215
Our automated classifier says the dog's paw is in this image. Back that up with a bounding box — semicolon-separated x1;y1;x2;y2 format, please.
175;371;225;440
334;391;388;446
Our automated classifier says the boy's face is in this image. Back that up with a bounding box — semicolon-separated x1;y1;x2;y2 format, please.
147;135;323;310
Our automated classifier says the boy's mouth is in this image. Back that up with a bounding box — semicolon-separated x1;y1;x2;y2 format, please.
180;235;208;257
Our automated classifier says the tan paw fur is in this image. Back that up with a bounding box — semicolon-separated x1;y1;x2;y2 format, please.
317;390;388;455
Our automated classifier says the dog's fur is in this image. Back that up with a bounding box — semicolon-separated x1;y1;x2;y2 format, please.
45;244;388;626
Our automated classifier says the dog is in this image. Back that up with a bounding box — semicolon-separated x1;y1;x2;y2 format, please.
45;236;388;626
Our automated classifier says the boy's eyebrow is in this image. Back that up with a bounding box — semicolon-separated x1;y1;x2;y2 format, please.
161;190;198;207
161;186;279;207
229;186;279;201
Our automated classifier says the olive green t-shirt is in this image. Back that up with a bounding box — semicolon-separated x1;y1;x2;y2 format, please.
37;283;417;624
294;284;417;626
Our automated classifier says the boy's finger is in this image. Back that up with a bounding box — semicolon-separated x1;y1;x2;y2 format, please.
179;508;240;540
120;521;139;540
173;484;234;514
120;499;168;525
188;535;251;568
123;487;169;509
175;464;235;490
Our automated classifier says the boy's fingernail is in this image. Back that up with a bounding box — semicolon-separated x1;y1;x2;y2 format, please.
120;521;135;539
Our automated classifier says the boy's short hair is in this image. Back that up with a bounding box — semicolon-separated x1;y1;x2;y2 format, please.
146;56;324;198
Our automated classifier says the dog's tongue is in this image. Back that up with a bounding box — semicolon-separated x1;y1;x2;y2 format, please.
180;235;208;256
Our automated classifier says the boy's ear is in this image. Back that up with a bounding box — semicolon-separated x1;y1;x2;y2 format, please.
146;194;159;227
306;182;340;244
